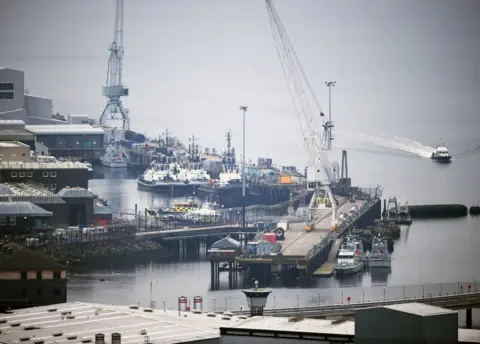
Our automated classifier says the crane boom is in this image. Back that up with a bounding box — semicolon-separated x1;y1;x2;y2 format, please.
265;0;337;225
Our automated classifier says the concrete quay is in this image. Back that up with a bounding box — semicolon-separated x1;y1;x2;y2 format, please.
237;197;382;278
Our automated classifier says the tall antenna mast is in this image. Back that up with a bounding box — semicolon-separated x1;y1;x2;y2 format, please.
99;0;130;130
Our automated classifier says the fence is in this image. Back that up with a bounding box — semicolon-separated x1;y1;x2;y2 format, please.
140;280;479;315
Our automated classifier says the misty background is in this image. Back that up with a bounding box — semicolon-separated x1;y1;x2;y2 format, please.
1;0;479;170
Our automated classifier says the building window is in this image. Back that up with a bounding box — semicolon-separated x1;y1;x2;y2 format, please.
9;217;16;225
0;92;14;99
11;172;17;177
50;172;57;177
27;172;33;177
0;83;14;91
0;217;6;225
42;171;48;177
19;172;25;177
50;184;57;191
37;271;42;279
21;271;27;280
43;184;49;189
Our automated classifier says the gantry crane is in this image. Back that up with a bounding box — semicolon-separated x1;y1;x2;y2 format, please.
99;0;130;130
265;0;337;228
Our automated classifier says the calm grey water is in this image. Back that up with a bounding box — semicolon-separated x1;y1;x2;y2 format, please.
68;148;480;326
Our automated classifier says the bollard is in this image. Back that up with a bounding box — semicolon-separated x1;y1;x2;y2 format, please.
297;294;299;308
440;284;443;296
163;301;166;312
273;295;276;310
457;282;460;294
362;289;365;303
318;292;321;307
225;297;228;311
111;333;121;344
422;284;425;298
95;333;105;344
383;288;386;301
213;298;216;312
341;292;344;304
403;285;406;299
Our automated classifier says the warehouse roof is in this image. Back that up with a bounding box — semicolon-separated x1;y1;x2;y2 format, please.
57;187;94;198
0;183;65;204
0;160;89;170
0;201;52;217
25;124;104;135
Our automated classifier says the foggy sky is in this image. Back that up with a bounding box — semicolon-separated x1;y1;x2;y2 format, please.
1;0;479;167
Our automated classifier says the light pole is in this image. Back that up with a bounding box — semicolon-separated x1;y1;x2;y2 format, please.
324;81;336;150
239;105;248;230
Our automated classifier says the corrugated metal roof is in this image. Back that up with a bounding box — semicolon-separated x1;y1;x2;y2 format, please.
94;204;112;214
0;129;34;139
0;195;66;204
211;236;241;249
0;201;52;216
57;187;94;198
25;124;104;135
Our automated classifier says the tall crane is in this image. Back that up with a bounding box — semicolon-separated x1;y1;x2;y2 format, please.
265;0;337;226
99;0;130;130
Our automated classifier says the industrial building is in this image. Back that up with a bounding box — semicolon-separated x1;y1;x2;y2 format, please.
0;67;66;124
0;242;67;311
0;120;35;149
25;124;105;160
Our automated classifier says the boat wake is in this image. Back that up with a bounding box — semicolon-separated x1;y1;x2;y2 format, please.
353;133;435;159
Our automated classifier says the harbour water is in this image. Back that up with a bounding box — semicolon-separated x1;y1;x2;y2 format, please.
68;149;480;327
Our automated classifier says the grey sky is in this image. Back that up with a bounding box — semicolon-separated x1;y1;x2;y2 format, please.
1;0;479;167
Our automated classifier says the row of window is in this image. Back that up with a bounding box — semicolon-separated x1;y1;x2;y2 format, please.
0;91;14;99
20;271;63;280
44;183;57;191
0;216;16;226
11;171;57;178
0;83;14;91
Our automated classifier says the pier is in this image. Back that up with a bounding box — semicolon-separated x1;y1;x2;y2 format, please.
237;196;382;280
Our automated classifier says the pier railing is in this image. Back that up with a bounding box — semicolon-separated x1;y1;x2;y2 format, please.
170;280;478;314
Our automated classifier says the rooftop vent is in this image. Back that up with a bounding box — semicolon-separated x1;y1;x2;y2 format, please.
47;307;57;312
53;331;63;337
19;336;30;342
81;337;92;343
10;321;21;327
33;339;45;344
66;334;77;340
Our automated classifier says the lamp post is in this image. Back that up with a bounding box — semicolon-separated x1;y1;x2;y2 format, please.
239;105;248;230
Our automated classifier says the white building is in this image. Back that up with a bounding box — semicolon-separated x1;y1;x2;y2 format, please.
0;67;87;125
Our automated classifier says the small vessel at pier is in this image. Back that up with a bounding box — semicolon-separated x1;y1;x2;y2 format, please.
334;235;365;276
431;141;452;163
397;199;412;225
101;140;129;168
157;196;199;215
367;235;392;268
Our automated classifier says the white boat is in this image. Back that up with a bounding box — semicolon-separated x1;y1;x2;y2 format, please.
431;141;452;162
182;200;224;221
101;141;129;168
334;235;364;275
367;235;392;268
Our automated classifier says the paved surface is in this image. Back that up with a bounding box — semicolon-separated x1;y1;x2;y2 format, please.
281;201;364;257
0;302;247;343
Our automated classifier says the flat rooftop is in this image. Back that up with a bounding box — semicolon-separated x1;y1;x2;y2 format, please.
0;142;24;148
0;302;244;344
25;124;104;135
384;302;457;316
221;316;480;343
0;160;89;170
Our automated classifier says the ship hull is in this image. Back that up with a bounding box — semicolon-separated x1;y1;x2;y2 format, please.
137;178;209;195
431;156;451;163
195;184;292;208
100;158;128;168
335;262;364;276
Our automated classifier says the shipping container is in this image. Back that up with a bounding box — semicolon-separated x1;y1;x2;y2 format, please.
279;175;292;184
263;232;277;244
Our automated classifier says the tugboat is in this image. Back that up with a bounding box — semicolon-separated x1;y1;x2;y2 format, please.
431;141;452;163
397;199;412;225
470;202;480;215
